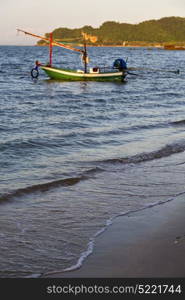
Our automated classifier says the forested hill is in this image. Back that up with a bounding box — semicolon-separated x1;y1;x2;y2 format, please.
37;17;185;46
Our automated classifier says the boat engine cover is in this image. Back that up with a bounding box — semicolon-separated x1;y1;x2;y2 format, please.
113;59;127;70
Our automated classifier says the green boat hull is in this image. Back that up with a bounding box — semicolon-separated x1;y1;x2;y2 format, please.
41;66;126;82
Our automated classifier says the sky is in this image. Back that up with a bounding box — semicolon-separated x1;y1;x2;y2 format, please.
1;0;185;45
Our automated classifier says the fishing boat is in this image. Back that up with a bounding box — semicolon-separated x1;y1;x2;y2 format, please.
17;29;127;82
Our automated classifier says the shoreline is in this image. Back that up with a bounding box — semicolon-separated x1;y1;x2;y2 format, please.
42;194;185;278
36;43;164;48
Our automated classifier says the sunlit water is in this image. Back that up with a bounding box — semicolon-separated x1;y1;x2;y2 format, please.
0;45;185;277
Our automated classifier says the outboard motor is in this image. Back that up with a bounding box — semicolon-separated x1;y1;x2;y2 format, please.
113;58;127;71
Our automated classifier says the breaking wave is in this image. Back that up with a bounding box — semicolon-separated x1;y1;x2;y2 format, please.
0;175;87;203
1;141;185;204
0;167;104;203
171;119;185;126
100;141;185;165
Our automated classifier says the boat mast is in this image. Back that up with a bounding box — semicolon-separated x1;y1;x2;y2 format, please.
49;32;53;66
84;42;87;73
81;32;89;73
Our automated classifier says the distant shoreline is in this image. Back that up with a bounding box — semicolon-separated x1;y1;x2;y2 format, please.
36;17;185;49
36;43;161;48
36;41;185;49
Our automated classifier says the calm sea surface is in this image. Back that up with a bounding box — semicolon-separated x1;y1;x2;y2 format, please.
1;45;185;277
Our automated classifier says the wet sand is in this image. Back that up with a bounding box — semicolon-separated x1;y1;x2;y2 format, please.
43;195;185;278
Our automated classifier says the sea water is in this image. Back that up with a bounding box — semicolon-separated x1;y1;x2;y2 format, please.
0;45;185;277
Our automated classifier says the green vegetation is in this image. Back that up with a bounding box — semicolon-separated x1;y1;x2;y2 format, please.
37;17;185;46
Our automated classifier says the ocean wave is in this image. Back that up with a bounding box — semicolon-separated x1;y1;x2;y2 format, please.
0;137;74;156
0;175;87;203
98;141;185;165
171;119;185;126
1;141;185;203
123;122;166;132
0;118;181;158
0;166;104;203
1;140;185;204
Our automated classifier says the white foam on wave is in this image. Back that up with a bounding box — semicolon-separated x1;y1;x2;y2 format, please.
41;190;185;277
54;218;115;274
42;216;116;277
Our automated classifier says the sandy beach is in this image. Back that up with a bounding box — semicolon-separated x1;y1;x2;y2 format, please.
43;194;185;278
